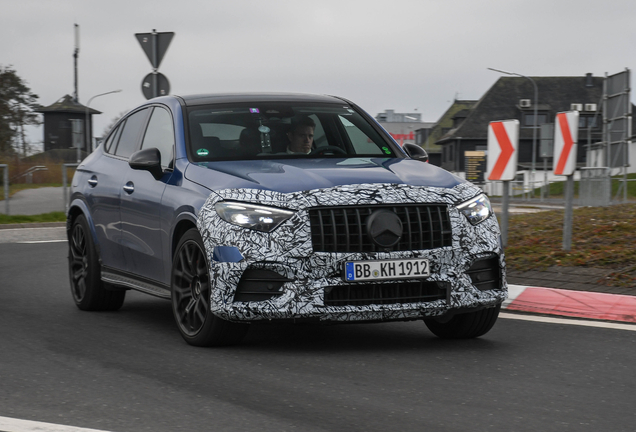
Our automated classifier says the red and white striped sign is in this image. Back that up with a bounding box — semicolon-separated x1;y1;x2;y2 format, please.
487;120;519;181
553;111;579;176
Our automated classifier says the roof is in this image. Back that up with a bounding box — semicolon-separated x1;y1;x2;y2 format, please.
177;92;347;106
437;76;605;144
424;100;478;150
35;94;101;114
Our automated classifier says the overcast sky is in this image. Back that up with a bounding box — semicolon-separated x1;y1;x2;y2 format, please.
2;0;635;146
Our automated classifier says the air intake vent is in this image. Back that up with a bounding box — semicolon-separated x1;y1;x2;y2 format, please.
234;269;291;302
324;280;448;307
466;255;502;291
309;204;452;253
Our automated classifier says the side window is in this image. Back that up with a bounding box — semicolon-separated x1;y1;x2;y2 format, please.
338;115;386;155
103;123;123;154
114;108;150;158
141;107;175;168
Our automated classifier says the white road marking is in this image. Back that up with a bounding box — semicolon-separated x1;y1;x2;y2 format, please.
0;416;115;432
17;240;67;244
500;312;636;332
0;227;66;244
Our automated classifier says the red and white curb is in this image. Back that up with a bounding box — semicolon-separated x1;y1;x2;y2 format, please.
503;284;636;323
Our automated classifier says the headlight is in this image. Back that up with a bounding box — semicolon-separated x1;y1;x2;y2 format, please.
214;201;295;232
456;194;492;225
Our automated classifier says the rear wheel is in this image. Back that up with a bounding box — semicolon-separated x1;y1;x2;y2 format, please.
171;228;249;346
68;214;125;311
424;305;501;339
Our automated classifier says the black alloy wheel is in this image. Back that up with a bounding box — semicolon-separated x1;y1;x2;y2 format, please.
68;214;125;311
171;229;249;347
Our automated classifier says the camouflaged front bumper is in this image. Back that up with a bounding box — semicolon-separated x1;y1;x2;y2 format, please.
197;182;507;322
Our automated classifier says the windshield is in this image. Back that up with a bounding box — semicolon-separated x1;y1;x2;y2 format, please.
186;103;402;161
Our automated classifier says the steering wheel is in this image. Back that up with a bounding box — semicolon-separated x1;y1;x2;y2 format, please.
310;146;347;156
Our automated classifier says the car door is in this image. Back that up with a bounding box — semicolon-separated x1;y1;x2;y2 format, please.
86;108;149;272
82;123;125;270
119;106;175;284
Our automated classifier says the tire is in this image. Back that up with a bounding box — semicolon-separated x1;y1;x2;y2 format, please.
68;214;125;311
171;228;249;347
424;304;501;339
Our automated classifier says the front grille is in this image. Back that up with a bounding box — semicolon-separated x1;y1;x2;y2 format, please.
324;281;448;307
309;205;452;252
466;255;502;291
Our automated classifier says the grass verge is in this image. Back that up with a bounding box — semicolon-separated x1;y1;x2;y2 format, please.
0;212;66;225
505;203;636;287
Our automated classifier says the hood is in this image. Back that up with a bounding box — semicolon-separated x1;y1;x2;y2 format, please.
184;157;465;194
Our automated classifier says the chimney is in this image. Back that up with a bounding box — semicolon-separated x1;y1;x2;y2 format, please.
585;73;593;87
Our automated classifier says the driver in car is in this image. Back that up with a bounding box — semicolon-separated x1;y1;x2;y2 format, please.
286;116;315;154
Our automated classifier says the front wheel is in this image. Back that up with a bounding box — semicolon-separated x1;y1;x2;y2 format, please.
424;305;501;339
171;228;249;347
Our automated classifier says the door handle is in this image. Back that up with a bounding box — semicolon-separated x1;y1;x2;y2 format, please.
123;181;135;194
87;176;98;187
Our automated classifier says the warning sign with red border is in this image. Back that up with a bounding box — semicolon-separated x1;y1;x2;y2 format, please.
486;120;519;181
553;111;579;176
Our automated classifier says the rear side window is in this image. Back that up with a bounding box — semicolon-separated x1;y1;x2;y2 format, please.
114;108;150;158
103;124;123;154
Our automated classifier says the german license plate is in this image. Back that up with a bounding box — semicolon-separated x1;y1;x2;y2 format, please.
343;258;430;282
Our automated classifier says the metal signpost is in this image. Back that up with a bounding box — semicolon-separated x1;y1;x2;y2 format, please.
70;119;83;163
539;123;554;201
0;164;8;215
553;111;579;251
603;69;631;203
135;30;174;99
487;120;519;248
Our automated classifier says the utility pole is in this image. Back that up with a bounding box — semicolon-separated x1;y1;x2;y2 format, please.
73;24;80;102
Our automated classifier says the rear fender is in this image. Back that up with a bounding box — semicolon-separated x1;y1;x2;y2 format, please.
67;198;102;263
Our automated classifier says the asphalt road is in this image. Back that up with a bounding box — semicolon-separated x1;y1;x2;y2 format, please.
1;239;635;432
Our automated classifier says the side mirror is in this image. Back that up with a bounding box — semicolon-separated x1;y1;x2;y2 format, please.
403;143;429;163
129;148;163;180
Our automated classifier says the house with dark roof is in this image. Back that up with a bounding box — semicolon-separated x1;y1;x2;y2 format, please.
424;100;477;161
35;94;101;154
436;74;612;173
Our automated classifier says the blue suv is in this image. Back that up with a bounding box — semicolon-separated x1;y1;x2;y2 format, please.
68;93;506;346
